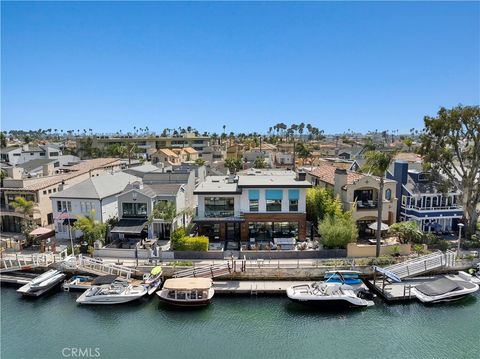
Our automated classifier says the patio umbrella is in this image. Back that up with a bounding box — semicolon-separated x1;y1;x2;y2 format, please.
150;266;162;275
368;222;389;231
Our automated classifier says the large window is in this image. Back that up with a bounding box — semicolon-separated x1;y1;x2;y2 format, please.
56;200;72;212
204;197;234;217
288;189;299;212
266;190;282;212
249;190;259;212
122;202;148;218
273;222;298;238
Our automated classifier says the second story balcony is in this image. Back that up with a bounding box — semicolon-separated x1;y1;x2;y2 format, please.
353;189;379;210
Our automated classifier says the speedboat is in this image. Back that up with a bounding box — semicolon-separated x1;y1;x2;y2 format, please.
286;281;374;308
157;278;214;307
324;270;363;285
411;273;479;304
76;276;147;305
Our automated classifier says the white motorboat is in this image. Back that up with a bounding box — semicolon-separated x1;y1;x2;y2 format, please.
157;278;214;307
76;276;147;305
286;281;374;308
412;273;479;304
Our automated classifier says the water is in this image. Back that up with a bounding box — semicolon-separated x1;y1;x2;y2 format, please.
1;286;479;359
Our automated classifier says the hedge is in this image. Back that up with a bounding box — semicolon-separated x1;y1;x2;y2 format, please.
174;236;209;252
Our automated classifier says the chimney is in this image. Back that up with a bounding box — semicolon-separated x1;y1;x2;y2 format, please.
334;168;348;195
295;171;306;181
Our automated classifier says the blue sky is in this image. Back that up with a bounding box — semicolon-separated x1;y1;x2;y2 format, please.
1;1;479;134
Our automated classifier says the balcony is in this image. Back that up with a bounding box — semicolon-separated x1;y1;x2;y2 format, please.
356;200;378;210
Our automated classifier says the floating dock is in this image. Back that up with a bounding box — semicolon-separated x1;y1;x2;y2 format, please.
213;280;368;295
0;272;38;285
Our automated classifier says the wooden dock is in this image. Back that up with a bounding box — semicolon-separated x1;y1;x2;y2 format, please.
213;280;367;295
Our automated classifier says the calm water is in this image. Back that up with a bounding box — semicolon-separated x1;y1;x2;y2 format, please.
1;286;479;359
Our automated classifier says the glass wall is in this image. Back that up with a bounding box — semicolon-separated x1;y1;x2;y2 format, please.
122;202;148;218
204;197;234;217
199;223;221;241
248;221;299;241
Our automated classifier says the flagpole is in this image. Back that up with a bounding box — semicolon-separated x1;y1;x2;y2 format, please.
66;206;74;256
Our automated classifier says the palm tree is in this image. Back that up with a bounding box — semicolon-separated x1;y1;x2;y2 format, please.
364;150;396;257
73;210;107;246
150;201;177;239
10;196;36;244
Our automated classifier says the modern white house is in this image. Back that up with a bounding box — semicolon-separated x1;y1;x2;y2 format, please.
193;170;311;249
50;172;140;239
0;144;63;166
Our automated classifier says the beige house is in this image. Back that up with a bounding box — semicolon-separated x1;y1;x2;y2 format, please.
0;158;125;232
307;162;398;236
151;147;198;166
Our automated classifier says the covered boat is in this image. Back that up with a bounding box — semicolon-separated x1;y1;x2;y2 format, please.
324;270;363;285
411;274;479;303
157;278;214;307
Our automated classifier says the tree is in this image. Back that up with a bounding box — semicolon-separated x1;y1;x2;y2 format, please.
150;201;177;239
73;210;107;246
194;158;206;166
403;137;413;152
253;156;267;169
319;215;358;249
225;157;243;174
388;221;422;244
363;150;396;257
9;196;36;245
419;105;480;238
0;132;6;147
306;187;345;226
296;142;311;165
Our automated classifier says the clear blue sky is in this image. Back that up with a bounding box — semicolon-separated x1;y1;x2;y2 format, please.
2;1;479;134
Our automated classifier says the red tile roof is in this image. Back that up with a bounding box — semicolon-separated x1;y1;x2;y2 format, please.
308;162;373;186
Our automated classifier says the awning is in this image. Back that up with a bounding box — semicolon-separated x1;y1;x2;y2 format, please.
110;219;148;234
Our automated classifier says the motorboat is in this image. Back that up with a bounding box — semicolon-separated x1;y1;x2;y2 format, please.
412;273;479;304
143;266;163;295
324;270;363;285
157;278;214;307
286;280;374;308
76;276;147;305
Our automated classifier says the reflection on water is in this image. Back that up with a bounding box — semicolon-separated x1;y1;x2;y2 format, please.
1;287;479;359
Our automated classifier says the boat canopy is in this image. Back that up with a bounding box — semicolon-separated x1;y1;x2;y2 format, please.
163;278;212;291
414;277;474;296
92;275;119;285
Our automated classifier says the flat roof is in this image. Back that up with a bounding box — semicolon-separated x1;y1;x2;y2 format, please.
163;278;212;290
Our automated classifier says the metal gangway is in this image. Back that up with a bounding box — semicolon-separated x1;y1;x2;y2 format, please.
0;249;69;273
382;250;456;280
62;254;134;279
173;259;246;279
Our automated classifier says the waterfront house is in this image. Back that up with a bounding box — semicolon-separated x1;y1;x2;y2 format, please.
306;162;398;236
113;181;188;241
387;161;463;232
50;172;140;239
0;158;125;232
193;170;311;249
0;144;63;166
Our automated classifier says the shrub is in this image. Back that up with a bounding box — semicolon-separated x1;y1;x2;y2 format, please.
413;244;426;255
388;221;422;244
319;215;358;249
436;240;451;252
173;236;209;251
171;228;186;247
368;256;397;266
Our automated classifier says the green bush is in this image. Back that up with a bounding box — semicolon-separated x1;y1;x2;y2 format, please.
173;236;209;251
368;256;397;266
436;240;451;251
171;228;186;248
319;215;358;249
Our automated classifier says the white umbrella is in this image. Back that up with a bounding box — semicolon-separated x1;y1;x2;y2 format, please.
368;222;389;231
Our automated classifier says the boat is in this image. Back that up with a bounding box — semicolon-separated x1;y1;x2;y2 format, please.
17;270;66;297
30;269;59;286
30;273;65;292
143;266;163;295
157;278;214;307
286;275;374;308
76;276;147;305
324;270;363;285
411;273;479;304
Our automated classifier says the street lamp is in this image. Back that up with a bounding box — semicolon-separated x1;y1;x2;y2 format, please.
457;223;464;253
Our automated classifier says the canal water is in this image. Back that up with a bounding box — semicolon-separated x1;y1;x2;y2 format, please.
1;286;479;359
